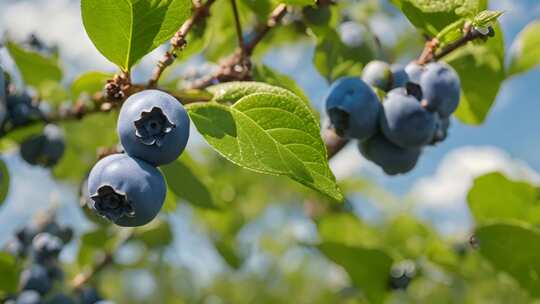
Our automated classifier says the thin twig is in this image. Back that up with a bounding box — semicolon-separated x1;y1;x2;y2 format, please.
190;4;289;89
323;128;349;159
417;24;492;64
71;228;134;290
148;0;216;87
244;4;287;55
230;0;245;55
434;27;491;61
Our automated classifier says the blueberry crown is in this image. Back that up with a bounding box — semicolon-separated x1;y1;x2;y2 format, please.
90;185;135;222
133;107;175;147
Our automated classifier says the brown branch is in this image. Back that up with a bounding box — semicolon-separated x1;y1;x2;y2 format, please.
0;84;211;137
148;0;216;87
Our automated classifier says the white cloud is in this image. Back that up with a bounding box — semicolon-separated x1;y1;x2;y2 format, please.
411;146;540;210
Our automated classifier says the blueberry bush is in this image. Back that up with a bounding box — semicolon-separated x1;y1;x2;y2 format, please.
0;0;539;303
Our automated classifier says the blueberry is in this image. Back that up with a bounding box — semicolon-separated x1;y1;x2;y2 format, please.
118;90;190;166
390;64;409;89
362;60;392;91
16;290;42;304
338;21;367;48
20;264;52;295
20;124;65;167
431;113;450;144
87;154;166;227
6;93;40;126
78;287;102;304
325;77;381;140
31;232;63;263
380;88;436;148
44;294;75;304
404;61;424;84
359;134;421;175
419;62;461;118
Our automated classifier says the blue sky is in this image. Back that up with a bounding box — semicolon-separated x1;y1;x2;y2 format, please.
0;0;539;284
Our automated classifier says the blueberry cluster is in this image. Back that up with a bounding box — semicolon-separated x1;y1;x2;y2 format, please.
87;90;190;227
0;66;65;168
388;260;416;291
325;60;460;175
2;214;112;304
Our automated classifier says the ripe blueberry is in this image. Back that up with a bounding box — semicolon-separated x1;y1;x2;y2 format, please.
20;264;52;295
15;290;42;304
359;134;421;175
362;60;392;91
31;232;63;263
380;88;436;148
325;77;381;140
419;62;461;118
20;124;65;167
404;61;424;84
118;90;190;166
87;154;166;227
431;114;450;144
390;64;409;89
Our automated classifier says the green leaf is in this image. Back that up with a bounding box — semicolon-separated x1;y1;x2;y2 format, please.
317;213;380;248
214;238;242;269
162;187;178;212
472;10;503;28
71;71;112;99
39;81;69;106
6;41;62;88
446;23;505;124
188;83;343;202
318;242;392;304
78;227;110;267
390;0;487;36
252;64;310;105
208;81;297;104
81;0;191;70
134;219;173;248
0;158;9;206
55;113;118;181
468;172;540;225
0;253;19;294
312;30;371;82
476;222;540;297
508;20;540;77
161;155;216;209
